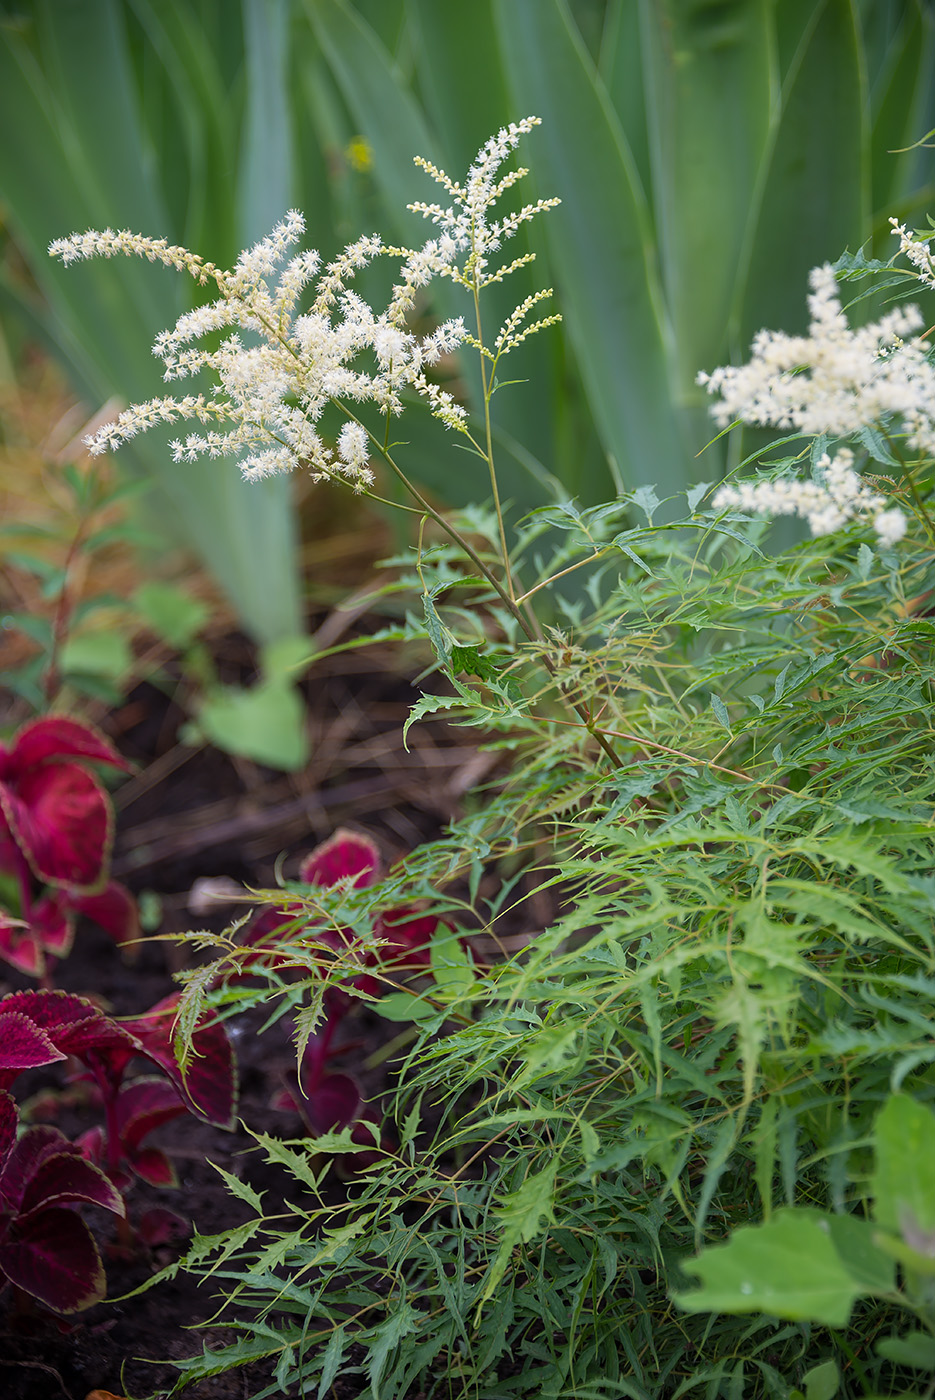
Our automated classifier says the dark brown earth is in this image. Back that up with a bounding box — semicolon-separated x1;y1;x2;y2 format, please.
0;631;493;1400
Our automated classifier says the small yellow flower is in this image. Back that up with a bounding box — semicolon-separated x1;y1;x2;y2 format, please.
346;136;373;173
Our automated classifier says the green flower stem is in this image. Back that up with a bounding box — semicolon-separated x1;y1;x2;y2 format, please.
472;276;515;603
361;425;624;771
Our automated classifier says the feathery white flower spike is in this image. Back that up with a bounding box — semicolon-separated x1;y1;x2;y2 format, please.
50;121;558;487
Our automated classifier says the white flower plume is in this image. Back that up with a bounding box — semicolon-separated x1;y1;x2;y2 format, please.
713;449;907;548
50;120;562;489
698;263;935;455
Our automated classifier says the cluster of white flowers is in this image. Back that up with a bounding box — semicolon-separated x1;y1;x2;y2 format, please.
712;449;907;547
49;119;560;492
51;212;470;487
698;263;935;458
406;116;561;352
890;217;935;290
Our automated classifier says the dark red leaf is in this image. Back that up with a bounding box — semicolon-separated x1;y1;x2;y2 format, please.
0;1010;67;1089
298;828;381;889
270;1085;301;1113
128;1146;178;1188
115;1077;186;1153
0;1092;17;1171
5;718;132;777
122;995;237;1129
137;1206;191;1247
0;1125;80;1209
0;990;140;1063
70;880;139;951
0;916;43;978
296;1072;361;1134
0;762;113;890
0;1205;106;1312
375;909;441;967
32;892;75;958
75;1125;104;1167
19;1151;124;1219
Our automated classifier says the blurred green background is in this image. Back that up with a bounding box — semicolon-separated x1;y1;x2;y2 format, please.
1;0;933;642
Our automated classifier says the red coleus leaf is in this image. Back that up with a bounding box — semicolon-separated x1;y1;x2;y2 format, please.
19;1148;125;1219
71;879;139;951
0;1092;17;1171
295;1071;362;1135
115;1077;186;1154
129;1146;178;1188
0;1010;67;1089
0;1205;107;1312
0;762;114;890
32;892;75;958
375;909;440;968
0;718;132;778
0;1124;83;1211
137;1206;191;1247
298;828;381;888
0;915;42;978
0;990;141;1066
122;995;237;1129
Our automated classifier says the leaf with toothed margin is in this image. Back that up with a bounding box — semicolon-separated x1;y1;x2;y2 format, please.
0;761;114;890
1;717;132;776
0;1091;17;1168
0;1124;86;1209
18;1148;125;1219
0;990;141;1066
122;994;237;1129
0;1010;67;1089
112;1077;186;1184
0;1206;107;1313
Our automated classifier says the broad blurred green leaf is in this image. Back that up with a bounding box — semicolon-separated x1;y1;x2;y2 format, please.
675;1208;864;1327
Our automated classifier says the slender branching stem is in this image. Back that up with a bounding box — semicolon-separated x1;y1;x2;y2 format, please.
472;276;515;602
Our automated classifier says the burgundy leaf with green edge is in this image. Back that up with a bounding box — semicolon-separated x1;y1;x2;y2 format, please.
111;1077;186;1186
116;1076;186;1152
19;1148;125;1217
0;717;131;894
0;1011;67;1088
0;989;142;1064
0;914;42;978
70;878;139;952
0;1122;123;1313
298;827;381;888
0;1091;17;1167
0;1124;87;1209
0;1206;107;1313
32;892;75;958
129;1146;177;1188
0;718;132;776
122;994;237;1129
0;761;114;890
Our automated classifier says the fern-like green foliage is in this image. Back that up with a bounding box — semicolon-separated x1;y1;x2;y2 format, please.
151;492;935;1399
